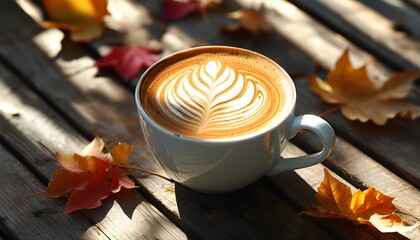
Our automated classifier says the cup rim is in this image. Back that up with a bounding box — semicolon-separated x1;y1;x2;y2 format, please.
135;45;296;143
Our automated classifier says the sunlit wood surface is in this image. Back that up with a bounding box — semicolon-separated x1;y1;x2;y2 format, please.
0;0;419;239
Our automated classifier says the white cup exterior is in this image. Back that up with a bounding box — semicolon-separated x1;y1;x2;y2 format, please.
135;46;335;193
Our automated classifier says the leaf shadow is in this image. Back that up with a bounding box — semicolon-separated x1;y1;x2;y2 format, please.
114;188;143;219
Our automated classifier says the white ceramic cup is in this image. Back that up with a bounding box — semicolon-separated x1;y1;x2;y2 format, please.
135;46;335;193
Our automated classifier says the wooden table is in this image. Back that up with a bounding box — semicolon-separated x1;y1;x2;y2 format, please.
0;0;419;239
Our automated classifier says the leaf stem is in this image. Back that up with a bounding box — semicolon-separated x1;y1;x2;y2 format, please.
119;165;173;182
289;72;308;79
318;105;342;118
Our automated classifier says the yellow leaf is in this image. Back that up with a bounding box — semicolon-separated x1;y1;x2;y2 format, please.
41;0;109;42
308;50;420;124
314;168;353;217
304;169;417;233
110;142;134;166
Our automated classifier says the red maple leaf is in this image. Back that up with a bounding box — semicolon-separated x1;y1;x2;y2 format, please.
39;137;137;213
95;47;160;81
160;0;223;21
160;0;200;21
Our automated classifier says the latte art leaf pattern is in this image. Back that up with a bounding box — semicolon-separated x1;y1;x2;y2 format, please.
156;60;271;134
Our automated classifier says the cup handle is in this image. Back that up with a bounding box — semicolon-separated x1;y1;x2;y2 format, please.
266;115;335;176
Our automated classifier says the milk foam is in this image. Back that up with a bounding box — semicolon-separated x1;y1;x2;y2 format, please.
156;60;269;134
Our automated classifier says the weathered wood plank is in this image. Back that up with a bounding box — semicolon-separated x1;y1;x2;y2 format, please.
260;0;392;75
219;1;419;238
0;64;188;239
1;0;416;239
0;69;335;240
0;144;107;240
0;3;335;239
102;0;420;190
400;0;420;10
247;0;420;188
287;0;420;71
358;0;420;39
7;1;394;238
175;181;337;239
134;0;420;217
294;77;420;188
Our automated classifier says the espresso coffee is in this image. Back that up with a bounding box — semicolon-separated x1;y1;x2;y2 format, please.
140;47;294;139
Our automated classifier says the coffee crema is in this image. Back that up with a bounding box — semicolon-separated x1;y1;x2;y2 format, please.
140;47;293;139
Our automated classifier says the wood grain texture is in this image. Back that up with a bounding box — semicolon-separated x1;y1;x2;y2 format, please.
0;0;417;239
0;3;334;239
260;0;392;76
101;0;420;189
0;62;187;239
293;78;420;189
2;1;373;239
0;145;107;240
288;0;420;71
358;0;420;39
241;0;420;189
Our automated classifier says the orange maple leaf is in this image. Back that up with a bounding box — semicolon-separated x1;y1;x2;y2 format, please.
220;9;272;36
304;169;418;233
41;0;109;42
40;137;136;213
308;50;420;125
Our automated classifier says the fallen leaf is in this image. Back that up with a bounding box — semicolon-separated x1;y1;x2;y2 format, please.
95;47;160;81
304;169;417;233
41;0;109;42
160;0;223;21
160;0;199;21
39;137;136;213
220;9;271;36
308;50;420;124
